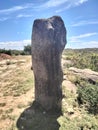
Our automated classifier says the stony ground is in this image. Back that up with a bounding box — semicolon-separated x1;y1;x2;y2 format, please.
0;55;76;130
0;55;98;130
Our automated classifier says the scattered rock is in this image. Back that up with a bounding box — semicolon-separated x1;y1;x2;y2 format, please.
62;58;72;69
69;67;98;83
62;80;77;93
0;53;12;60
63;75;67;80
67;107;74;115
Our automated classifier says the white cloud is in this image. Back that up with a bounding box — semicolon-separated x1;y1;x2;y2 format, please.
0;3;33;15
0;40;31;50
16;14;33;18
74;0;88;5
77;33;98;38
0;17;9;21
72;20;98;26
38;0;88;12
66;40;98;49
69;32;98;42
83;41;98;46
55;0;88;12
40;0;68;8
78;41;98;48
70;33;97;42
55;5;72;13
42;0;88;8
68;33;98;48
0;0;88;19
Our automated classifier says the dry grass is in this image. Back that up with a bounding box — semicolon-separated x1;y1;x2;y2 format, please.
0;55;98;130
0;56;34;130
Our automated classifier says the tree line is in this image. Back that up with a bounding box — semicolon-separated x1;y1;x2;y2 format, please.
0;45;31;55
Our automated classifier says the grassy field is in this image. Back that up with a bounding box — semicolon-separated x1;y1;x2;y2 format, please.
0;49;98;130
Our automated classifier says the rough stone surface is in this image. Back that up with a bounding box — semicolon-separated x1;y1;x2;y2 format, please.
31;16;67;110
69;67;98;84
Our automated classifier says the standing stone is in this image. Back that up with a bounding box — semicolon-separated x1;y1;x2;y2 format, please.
31;16;67;111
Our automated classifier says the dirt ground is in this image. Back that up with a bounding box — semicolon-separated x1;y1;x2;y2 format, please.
0;56;34;130
0;55;77;130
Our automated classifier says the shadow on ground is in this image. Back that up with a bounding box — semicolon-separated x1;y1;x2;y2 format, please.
16;101;62;130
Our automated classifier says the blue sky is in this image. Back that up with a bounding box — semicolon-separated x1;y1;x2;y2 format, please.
0;0;98;50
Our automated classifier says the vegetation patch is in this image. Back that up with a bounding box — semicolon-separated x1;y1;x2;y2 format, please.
77;84;98;115
63;48;98;72
0;49;98;130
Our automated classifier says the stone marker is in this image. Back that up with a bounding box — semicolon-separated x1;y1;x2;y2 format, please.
31;16;67;111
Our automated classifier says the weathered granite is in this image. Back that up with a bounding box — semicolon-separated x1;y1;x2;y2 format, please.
69;67;98;84
31;16;67;111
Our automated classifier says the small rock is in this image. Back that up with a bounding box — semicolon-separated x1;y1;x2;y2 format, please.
67;108;74;115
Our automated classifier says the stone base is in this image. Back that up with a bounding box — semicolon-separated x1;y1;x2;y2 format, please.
17;101;62;130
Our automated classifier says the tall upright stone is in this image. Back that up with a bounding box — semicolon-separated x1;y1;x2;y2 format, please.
31;16;67;111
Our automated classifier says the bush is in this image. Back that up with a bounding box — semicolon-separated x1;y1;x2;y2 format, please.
0;49;25;55
58;112;98;130
63;48;98;71
24;45;31;55
77;84;98;115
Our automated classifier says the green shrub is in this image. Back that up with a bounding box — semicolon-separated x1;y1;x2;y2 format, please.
77;84;98;114
58;114;98;130
63;48;98;71
24;44;31;55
